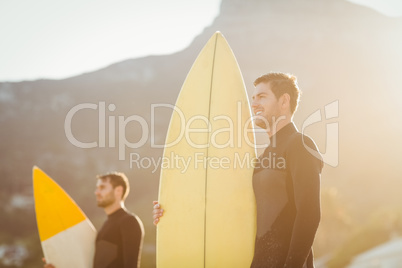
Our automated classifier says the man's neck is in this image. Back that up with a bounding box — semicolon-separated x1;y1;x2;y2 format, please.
104;201;124;215
267;116;292;138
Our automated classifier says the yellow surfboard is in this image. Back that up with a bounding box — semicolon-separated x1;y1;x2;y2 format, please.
157;32;256;268
33;166;96;268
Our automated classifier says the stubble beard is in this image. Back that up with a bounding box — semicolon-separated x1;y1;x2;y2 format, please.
96;192;115;208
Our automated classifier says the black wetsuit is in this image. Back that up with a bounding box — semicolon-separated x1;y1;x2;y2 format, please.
251;123;323;268
93;208;144;268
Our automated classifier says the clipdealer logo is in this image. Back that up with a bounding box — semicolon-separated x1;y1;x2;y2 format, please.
301;100;339;167
64;101;259;160
64;100;339;167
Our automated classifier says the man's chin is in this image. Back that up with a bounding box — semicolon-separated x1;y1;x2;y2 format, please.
97;200;115;208
255;119;268;130
97;201;106;208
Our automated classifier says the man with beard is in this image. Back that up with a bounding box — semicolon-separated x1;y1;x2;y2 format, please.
153;72;323;268
44;172;144;268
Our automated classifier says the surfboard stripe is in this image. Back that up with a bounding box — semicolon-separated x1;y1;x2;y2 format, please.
204;33;256;267
203;33;218;267
33;166;86;241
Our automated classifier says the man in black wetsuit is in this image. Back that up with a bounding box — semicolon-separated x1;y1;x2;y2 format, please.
153;72;322;268
44;172;144;268
250;73;322;267
93;172;144;268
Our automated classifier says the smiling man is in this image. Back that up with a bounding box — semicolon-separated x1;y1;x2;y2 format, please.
153;72;323;268
250;72;322;268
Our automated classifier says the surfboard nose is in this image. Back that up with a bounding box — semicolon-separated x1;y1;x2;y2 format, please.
33;166;87;242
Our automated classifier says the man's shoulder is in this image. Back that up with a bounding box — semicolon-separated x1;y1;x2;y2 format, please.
285;130;323;172
119;210;144;230
287;131;319;153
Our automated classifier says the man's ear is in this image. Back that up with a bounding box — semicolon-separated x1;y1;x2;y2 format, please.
281;93;291;111
114;185;124;200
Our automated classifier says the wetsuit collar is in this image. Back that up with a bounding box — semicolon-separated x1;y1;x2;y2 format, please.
269;122;297;144
107;207;125;219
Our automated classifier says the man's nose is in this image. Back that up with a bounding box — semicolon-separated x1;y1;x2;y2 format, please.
251;100;258;109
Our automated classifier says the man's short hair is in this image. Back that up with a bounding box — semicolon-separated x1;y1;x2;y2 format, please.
97;172;130;200
254;72;301;114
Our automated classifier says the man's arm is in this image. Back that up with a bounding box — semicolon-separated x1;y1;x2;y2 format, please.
120;215;144;268
284;135;322;267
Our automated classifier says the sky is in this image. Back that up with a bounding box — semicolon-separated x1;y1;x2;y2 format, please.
0;0;221;81
0;0;401;82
